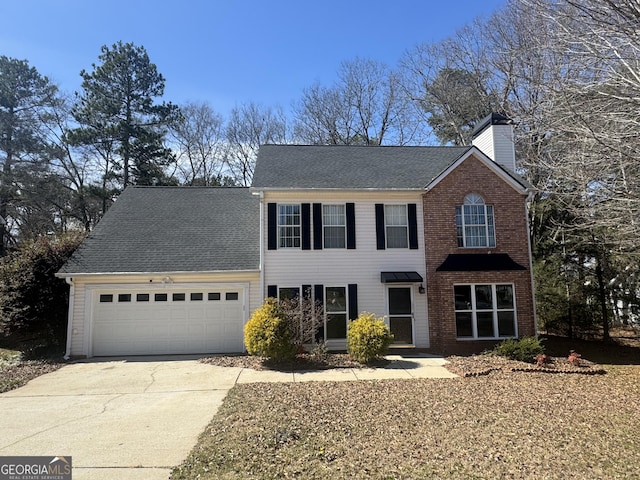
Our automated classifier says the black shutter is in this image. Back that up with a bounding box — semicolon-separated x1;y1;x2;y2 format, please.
267;203;277;250
314;284;324;307
408;203;419;249
375;204;385;250
346;203;356;249
267;285;278;298
348;284;358;320
302;203;311;250
314;284;325;342
313;203;323;250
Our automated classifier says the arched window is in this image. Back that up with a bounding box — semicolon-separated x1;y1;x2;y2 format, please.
455;194;495;248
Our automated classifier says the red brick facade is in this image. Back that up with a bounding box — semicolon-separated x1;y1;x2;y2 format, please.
423;153;536;355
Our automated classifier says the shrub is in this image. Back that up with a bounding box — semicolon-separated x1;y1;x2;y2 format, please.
244;298;296;361
347;312;393;363
491;336;544;363
0;233;84;348
278;290;324;350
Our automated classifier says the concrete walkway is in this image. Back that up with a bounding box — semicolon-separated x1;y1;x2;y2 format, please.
235;354;457;383
0;355;455;480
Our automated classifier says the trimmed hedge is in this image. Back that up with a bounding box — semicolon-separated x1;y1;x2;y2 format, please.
244;298;297;361
490;336;544;363
347;312;393;363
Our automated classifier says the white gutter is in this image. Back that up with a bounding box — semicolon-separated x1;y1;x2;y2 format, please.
54;269;261;278
250;187;424;192
63;277;74;360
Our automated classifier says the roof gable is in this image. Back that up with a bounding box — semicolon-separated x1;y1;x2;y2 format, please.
425;147;531;194
252;144;471;190
58;187;260;275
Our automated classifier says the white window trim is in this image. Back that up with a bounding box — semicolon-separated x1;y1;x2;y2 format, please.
322;204;346;249
384;204;409;249
454;283;518;340
324;285;348;341
277;286;301;301
277;203;302;249
456;194;495;248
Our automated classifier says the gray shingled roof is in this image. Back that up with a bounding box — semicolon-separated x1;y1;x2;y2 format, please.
252;145;472;189
58;187;259;275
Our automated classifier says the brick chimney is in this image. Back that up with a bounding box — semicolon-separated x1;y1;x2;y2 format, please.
471;113;516;172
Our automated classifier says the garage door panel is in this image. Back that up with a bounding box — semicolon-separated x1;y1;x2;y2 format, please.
92;287;245;356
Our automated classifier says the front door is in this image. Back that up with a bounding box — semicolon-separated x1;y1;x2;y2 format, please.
387;286;414;345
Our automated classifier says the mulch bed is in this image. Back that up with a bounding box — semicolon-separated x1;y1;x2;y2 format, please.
200;352;388;371
0;360;63;393
200;352;606;376
445;354;606;377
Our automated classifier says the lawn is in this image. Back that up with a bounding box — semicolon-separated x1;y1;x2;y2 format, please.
172;334;640;480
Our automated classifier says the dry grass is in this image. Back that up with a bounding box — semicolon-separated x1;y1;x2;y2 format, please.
172;367;640;480
173;333;640;480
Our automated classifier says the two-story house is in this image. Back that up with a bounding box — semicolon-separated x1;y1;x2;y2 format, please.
252;114;535;354
58;114;536;358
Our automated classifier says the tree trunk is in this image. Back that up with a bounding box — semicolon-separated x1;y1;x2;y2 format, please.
595;254;610;341
0;107;14;256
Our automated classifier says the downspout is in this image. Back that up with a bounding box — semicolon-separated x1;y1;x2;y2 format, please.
525;193;539;339
63;277;75;360
258;191;265;301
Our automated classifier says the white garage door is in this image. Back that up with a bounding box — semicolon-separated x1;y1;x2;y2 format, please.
92;287;245;356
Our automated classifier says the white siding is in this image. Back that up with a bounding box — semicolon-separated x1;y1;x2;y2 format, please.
472;125;516;172
66;271;260;357
263;191;430;348
69;282;86;356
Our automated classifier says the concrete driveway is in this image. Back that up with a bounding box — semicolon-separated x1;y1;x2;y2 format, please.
0;355;455;480
0;358;243;480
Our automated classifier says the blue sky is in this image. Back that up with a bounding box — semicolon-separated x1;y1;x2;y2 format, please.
3;0;506;116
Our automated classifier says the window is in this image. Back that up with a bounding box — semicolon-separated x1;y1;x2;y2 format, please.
454;284;516;339
154;293;168;302
278;287;300;301
226;292;239;301
278;204;301;248
456;194;495;248
136;293;150;302
173;293;185;301
325;286;347;340
118;294;131;302
190;293;203;301
384;205;408;248
99;294;113;303
322;204;346;248
208;292;221;301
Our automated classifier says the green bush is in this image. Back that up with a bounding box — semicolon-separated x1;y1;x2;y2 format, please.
347;312;393;363
0;233;84;348
244;298;296;361
490;336;544;362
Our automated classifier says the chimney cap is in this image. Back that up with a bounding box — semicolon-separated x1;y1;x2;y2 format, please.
471;112;514;138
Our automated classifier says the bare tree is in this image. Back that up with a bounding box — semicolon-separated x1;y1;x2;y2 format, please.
225;102;287;186
294;58;419;145
170;101;229;186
